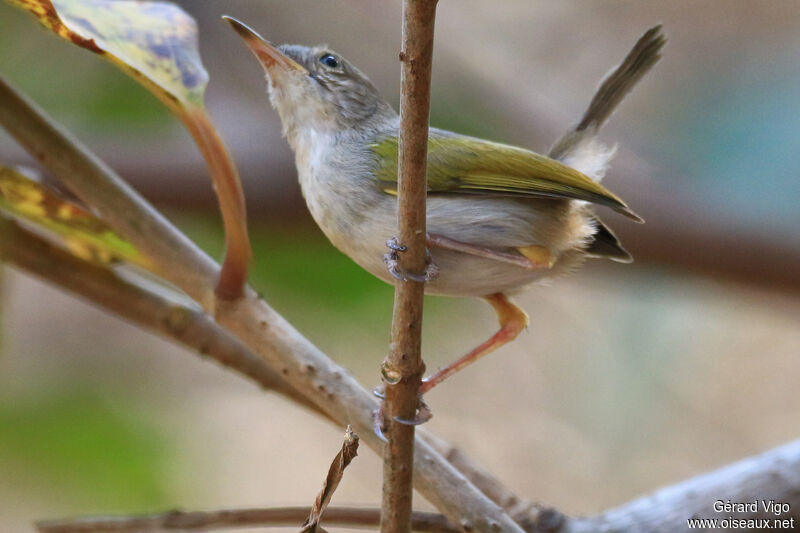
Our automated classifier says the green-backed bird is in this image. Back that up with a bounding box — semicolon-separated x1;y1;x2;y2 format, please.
225;16;664;400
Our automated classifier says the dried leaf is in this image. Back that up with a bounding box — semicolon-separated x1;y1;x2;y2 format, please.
0;165;144;266
301;426;360;533
8;0;208;109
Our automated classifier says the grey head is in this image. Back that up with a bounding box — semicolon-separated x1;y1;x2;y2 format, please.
224;16;396;138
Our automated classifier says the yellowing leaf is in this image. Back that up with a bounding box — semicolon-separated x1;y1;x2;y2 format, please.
0;165;145;266
8;0;208;109
9;0;252;298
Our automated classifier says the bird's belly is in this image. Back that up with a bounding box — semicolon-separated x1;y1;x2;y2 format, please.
303;189;591;298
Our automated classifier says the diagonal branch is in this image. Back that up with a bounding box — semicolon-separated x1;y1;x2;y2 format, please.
380;1;438;532
0;217;528;525
0;76;221;307
563;439;800;532
7;210;800;533
0;76;521;532
0;218;313;413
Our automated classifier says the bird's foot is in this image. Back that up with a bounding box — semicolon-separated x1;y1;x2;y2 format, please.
384;237;439;282
392;396;433;426
372;385;389;441
373;406;389;442
372;384;433;437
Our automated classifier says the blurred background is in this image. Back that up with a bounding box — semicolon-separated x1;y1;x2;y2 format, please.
1;1;799;531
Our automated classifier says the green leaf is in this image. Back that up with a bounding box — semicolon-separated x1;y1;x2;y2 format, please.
0;165;145;266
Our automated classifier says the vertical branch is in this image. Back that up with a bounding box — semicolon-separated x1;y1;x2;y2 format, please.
381;1;438;532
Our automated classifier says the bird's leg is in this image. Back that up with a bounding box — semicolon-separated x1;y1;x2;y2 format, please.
383;237;439;282
418;292;529;395
427;233;553;270
390;293;527;427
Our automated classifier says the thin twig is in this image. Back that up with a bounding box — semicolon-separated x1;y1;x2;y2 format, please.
302;427;360;533
380;1;438;532
36;507;458;533
0;76;522;532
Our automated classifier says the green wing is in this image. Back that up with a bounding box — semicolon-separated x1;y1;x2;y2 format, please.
371;130;641;222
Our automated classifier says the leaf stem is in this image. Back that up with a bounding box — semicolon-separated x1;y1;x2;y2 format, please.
181;108;251;299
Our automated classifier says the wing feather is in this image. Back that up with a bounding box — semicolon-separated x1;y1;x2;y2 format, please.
371;130;641;221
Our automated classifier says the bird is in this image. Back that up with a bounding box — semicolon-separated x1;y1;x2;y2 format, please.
224;16;664;409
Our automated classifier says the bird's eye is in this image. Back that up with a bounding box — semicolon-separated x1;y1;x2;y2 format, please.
319;54;339;69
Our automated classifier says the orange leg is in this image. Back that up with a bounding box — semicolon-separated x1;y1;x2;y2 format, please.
418;292;529;395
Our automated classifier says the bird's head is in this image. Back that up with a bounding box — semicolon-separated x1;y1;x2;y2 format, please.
225;16;394;140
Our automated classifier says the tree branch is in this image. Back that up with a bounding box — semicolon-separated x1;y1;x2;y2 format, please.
563;439;800;532
0;218;314;412
36;507;458;533
381;1;438;532
0;76;522;532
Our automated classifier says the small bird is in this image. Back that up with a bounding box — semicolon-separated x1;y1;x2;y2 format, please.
225;16;664;404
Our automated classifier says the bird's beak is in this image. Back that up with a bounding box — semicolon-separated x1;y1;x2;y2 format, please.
222;16;308;74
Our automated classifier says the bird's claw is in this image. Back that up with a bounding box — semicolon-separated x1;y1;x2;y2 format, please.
373;384;433;437
373;404;389;442
384;237;439;283
385;238;407;253
393;397;433;426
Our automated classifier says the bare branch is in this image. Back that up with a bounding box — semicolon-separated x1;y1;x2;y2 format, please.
0;215;530;525
36;507;458;533
564;439;800;532
380;1;439;532
302;427;360;533
418;431;533;513
0;216;527;531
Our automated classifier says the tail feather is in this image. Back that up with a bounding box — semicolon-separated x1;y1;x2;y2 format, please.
585;215;633;262
548;24;666;261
